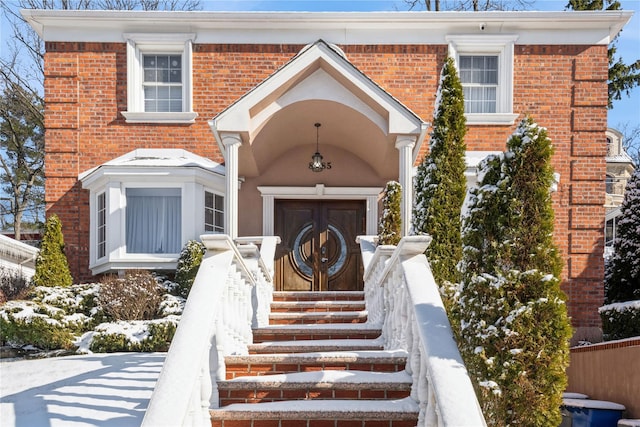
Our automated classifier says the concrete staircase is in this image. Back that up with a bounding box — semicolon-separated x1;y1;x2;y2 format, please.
210;291;419;427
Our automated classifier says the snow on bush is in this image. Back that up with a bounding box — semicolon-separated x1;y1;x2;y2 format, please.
412;56;467;289
378;181;402;245
0;276;184;354
605;167;640;304
456;116;572;427
599;300;640;340
77;317;179;353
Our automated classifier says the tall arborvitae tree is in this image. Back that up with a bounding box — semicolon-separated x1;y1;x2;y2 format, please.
32;214;73;287
457;116;572;426
605;167;640;303
567;0;640;108
378;181;402;246
412;56;467;286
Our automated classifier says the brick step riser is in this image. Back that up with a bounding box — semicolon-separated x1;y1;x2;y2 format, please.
210;418;419;427
270;305;366;313
248;346;384;355
272;295;364;303
218;387;411;406
268;317;367;325
252;331;381;343
225;361;406;380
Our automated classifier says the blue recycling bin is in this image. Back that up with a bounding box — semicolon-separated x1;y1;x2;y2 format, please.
562;398;626;427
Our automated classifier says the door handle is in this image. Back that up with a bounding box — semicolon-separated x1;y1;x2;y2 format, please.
321;257;328;263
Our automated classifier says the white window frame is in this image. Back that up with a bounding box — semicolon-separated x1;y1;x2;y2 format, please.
204;189;225;234
97;191;106;260
446;34;519;125
122;33;197;124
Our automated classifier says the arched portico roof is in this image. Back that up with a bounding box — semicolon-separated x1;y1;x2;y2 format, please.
209;40;428;178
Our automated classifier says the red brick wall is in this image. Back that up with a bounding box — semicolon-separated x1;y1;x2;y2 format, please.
43;42;608;333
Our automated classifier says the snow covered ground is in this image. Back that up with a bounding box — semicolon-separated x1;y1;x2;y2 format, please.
0;352;165;427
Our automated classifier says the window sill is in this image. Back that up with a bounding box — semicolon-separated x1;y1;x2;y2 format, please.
465;113;519;125
121;111;198;124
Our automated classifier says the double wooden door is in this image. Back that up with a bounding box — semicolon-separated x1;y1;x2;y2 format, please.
274;200;365;292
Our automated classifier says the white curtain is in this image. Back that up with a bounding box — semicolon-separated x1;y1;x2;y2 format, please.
126;188;181;254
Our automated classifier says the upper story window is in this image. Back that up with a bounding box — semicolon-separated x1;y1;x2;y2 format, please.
143;54;183;112
459;55;498;114
122;33;197;124
446;35;519;125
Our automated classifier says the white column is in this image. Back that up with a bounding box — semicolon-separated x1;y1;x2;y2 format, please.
221;132;242;239
395;135;417;237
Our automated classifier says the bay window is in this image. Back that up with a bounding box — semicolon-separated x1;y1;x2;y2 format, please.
80;149;226;274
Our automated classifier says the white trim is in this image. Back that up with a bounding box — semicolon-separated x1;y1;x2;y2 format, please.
22;10;631;46
257;185;383;236
447;34;519;125
122;33;196;124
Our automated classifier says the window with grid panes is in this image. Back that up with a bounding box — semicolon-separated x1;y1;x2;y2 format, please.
205;191;224;233
459;55;498;114
143;54;183;113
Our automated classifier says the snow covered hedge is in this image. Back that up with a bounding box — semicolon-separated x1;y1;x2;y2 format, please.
599;300;640;341
0;278;185;354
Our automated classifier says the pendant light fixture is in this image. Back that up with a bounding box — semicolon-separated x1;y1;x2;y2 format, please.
309;122;331;172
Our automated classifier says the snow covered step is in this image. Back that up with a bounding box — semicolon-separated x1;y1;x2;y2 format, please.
252;323;381;342
224;350;408;379
210;398;419;426
218;370;413;406
270;300;366;313
268;310;368;325
248;338;384;354
272;291;365;302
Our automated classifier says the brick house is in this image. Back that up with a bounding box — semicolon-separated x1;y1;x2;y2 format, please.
23;9;631;341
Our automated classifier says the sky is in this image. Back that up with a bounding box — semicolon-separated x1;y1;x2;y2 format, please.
0;0;639;128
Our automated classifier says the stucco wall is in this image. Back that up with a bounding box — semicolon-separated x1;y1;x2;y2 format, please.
566;339;640;418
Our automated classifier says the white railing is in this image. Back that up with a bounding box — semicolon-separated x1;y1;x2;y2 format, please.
141;234;278;427
358;235;486;427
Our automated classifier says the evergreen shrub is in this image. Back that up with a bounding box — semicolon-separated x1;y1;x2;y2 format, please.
98;270;163;321
0;300;87;349
174;240;206;298
32;214;73;288
599;301;640;341
457;116;572;426
605;167;640;303
412;56;467;286
88;319;178;353
378;181;402;245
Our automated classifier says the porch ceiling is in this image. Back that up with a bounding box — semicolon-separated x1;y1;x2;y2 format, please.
210;40;427;180
241;100;396;178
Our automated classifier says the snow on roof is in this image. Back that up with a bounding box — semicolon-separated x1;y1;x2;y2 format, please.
79;148;225;181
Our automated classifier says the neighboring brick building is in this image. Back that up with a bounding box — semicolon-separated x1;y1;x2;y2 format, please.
23;9;631;341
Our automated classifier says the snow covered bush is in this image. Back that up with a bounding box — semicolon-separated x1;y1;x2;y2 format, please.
174;239;206;298
599;300;640;340
0;300;90;350
97;270;163;321
0;267;32;301
32;214;73;288
378;181;402;245
457;116;572;427
605;167;640;304
412;56;467;287
83;318;178;353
